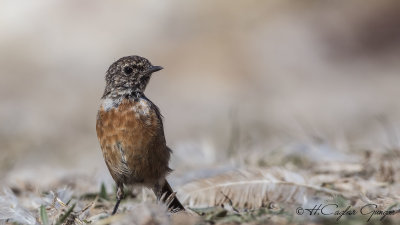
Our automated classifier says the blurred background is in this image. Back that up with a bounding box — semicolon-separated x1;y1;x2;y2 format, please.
1;0;400;190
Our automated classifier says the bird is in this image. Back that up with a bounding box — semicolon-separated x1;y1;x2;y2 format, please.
96;55;185;214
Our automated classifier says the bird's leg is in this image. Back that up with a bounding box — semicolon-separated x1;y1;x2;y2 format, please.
112;184;124;215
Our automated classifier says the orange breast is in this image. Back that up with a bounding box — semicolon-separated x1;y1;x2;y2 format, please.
96;97;171;186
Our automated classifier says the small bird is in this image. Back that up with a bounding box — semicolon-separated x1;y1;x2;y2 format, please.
96;55;185;214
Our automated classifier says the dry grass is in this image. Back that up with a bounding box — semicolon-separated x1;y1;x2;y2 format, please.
1;142;400;224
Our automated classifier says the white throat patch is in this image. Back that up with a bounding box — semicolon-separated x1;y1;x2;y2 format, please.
101;97;152;118
101;98;121;111
132;98;151;116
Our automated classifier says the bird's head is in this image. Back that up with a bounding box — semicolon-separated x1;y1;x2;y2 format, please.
103;55;163;98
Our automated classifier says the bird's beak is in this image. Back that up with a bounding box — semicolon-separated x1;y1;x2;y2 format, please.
146;66;163;75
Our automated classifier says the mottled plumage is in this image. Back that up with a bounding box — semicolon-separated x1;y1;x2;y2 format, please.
96;55;184;214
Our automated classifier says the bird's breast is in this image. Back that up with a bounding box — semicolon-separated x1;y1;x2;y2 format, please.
96;97;163;144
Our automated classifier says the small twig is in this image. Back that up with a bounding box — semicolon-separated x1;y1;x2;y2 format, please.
219;191;239;213
54;196;85;225
79;195;99;214
56;197;68;208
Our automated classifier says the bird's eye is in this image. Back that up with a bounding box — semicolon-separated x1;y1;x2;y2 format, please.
123;66;133;74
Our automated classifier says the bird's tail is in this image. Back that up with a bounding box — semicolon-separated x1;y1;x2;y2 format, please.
153;179;185;212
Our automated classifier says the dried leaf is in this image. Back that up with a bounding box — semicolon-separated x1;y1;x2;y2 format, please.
0;188;36;225
179;168;340;209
